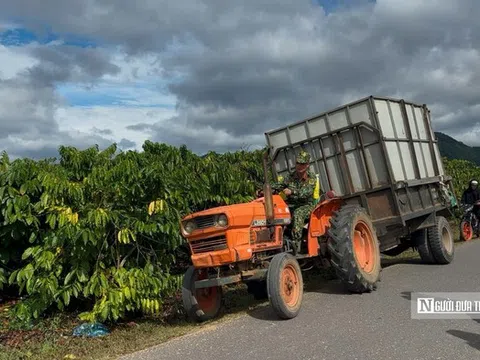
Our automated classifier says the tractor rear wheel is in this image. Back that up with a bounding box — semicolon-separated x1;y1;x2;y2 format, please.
267;253;303;319
327;205;381;293
182;266;223;322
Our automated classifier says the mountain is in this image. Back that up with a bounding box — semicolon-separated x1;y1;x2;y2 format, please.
435;132;480;165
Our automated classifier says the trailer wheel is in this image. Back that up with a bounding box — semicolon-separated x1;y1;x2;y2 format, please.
460;220;473;241
267;253;303;319
412;229;435;264
327;205;381;293
182;266;223;322
427;216;454;264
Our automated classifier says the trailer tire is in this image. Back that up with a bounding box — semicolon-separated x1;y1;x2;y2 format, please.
267;253;303;319
182;266;223;322
327;205;381;293
412;229;435;264
427;216;454;264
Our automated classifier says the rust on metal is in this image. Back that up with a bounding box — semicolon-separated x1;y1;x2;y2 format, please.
253;228;271;243
366;189;396;220
262;150;275;226
195;274;242;289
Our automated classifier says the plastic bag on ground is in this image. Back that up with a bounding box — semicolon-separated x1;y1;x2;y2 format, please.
72;322;110;337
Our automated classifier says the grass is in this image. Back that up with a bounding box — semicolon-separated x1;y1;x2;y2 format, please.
0;218;472;360
0;313;196;360
0;285;268;360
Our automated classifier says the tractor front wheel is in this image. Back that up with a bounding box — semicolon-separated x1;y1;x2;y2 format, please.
182;266;223;322
327;205;381;293
267;253;303;319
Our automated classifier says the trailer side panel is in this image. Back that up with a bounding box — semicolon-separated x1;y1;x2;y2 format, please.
265;96;445;198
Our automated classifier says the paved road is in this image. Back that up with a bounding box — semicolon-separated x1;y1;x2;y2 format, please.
121;241;480;360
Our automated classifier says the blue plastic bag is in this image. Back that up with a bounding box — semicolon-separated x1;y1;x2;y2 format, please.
72;322;110;337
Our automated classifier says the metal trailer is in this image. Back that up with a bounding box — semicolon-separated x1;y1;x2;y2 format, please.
264;95;456;252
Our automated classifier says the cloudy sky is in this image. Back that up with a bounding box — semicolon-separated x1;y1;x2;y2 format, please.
1;0;479;159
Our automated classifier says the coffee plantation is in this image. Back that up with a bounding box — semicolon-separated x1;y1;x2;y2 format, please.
0;141;476;324
0;141;266;324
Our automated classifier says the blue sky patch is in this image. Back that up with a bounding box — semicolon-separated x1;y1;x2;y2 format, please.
56;83;176;109
0;26;97;48
316;0;376;14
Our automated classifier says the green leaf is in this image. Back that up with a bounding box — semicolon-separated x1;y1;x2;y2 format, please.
100;304;109;320
62;291;71;306
64;271;75;285
22;247;34;260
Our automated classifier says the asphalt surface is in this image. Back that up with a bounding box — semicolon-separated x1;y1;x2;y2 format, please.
121;241;480;360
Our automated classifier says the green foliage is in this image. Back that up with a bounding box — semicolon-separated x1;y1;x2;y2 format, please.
0;142;264;324
443;157;480;200
3;136;473;326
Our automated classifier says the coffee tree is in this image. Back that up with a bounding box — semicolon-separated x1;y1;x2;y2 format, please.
0;141;264;324
443;157;480;200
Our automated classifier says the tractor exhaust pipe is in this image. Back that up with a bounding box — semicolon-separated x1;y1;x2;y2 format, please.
262;149;275;226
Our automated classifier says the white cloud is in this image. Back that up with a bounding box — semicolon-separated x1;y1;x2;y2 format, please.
0;44;38;79
53;49;178;152
56;105;177;151
0;41;177;157
1;0;480;157
101;50;163;83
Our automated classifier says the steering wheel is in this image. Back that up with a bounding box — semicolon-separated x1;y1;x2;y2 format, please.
256;188;284;198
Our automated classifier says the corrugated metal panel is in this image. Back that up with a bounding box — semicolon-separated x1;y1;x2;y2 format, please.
265;96;444;196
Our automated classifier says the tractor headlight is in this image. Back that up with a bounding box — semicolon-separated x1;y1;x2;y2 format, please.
216;214;228;227
183;221;197;234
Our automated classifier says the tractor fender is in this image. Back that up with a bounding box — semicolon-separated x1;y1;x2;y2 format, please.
306;197;344;256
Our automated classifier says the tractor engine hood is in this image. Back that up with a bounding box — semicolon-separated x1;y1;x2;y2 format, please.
181;195;290;237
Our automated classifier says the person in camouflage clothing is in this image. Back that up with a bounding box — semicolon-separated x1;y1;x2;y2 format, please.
272;151;317;246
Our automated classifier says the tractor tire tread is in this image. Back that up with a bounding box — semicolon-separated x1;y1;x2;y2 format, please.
327;205;381;293
182;266;223;322
267;252;303;320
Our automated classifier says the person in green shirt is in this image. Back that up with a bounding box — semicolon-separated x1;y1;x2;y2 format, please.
272;151;317;246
